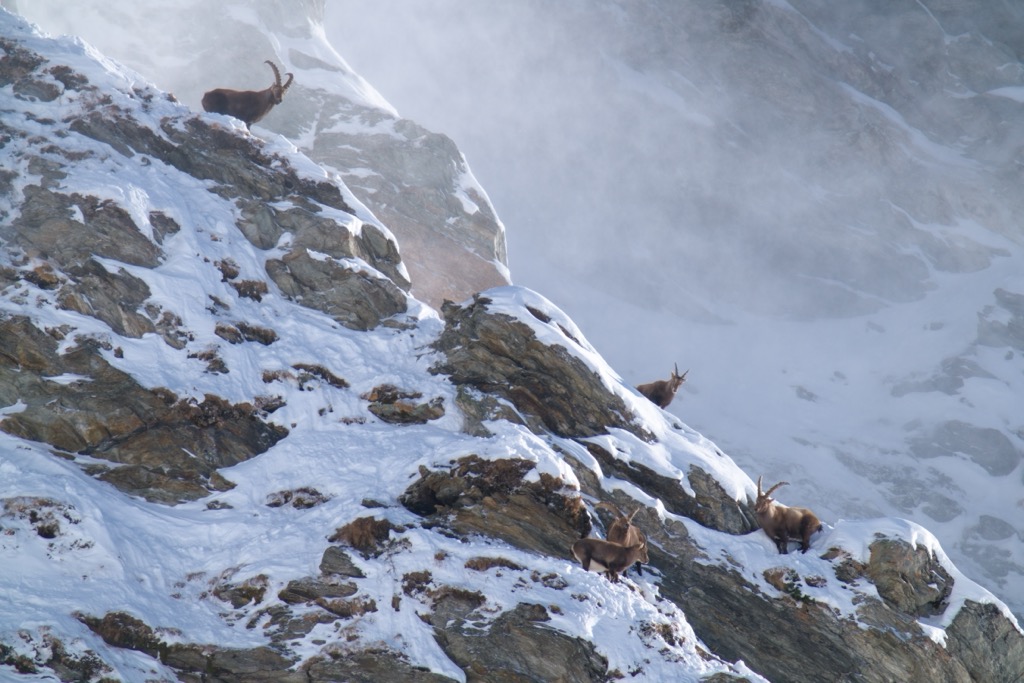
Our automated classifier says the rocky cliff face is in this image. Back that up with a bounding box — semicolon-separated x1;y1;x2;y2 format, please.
17;0;510;310
1;9;1022;683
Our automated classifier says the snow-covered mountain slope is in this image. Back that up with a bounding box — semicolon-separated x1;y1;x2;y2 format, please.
325;0;1024;623
15;0;509;311
2;5;1023;683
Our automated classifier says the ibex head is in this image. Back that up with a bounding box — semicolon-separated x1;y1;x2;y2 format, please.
264;60;294;104
668;363;688;392
755;475;789;514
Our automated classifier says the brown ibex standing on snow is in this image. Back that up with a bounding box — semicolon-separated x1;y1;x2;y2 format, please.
571;537;648;583
597;502;649;575
754;476;822;554
201;60;293;129
636;363;688;409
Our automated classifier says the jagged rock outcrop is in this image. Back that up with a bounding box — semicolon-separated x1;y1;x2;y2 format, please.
295;108;510;309
427;599;609;683
400;455;591;559
430;294;754;535
431;295;649;441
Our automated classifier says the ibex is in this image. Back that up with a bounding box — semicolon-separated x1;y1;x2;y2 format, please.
571;537;648;583
597;502;648;575
754;476;822;554
636;363;688;409
201;60;294;129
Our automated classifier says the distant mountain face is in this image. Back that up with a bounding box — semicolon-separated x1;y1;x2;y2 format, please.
541;0;1024;318
17;0;509;310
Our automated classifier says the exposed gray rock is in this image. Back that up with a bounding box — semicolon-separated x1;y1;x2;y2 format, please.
867;538;954;617
891;356;997;397
277;577;357;605
362;384;446;424
0;316;286;503
319;546;366;578
57;259;155;339
400;456;591;560
585;441;755;535
304;648;458;683
265;247;407;331
431;296;649;441
430;295;752;535
978;288;1024;351
300;110;510;308
428;599;609;683
13;187;162;268
650;522;999;683
946;600;1024;683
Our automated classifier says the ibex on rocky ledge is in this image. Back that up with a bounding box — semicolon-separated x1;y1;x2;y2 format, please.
636;363;688;409
755;476;822;554
571;537;648;583
597;502;649;575
201;60;293;129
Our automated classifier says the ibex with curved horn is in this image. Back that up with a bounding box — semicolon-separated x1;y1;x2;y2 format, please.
597;502;649;575
201;60;294;129
636;363;688;409
571;537;648;583
755;476;822;554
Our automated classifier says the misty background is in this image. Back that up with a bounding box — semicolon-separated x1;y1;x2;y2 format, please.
14;0;1024;621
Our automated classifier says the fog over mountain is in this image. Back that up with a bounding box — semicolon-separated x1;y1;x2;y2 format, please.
326;0;1024;620
3;1;1023;678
